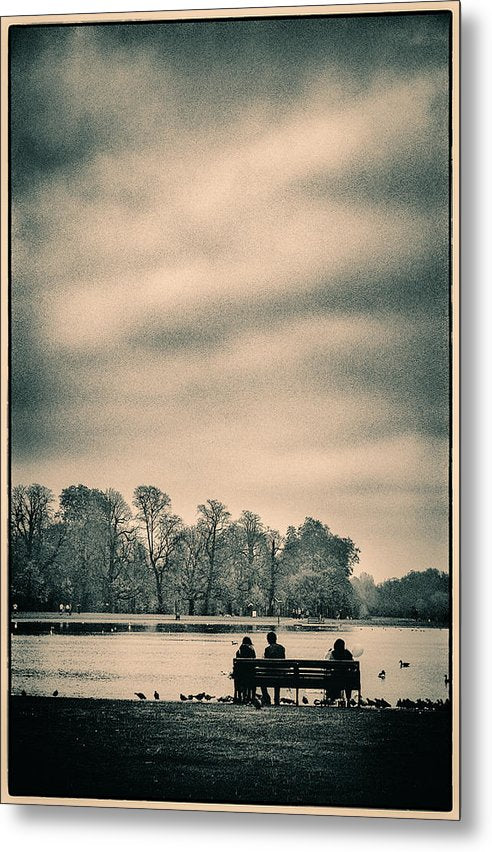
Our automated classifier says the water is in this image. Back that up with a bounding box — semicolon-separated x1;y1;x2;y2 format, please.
11;624;449;704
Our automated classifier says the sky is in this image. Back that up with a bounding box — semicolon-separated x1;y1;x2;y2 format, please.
9;11;451;582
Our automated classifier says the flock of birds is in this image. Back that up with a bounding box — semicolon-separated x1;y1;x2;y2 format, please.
18;688;451;710
17;656;451;708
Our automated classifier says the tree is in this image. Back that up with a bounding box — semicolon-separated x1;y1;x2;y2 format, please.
223;511;267;614
177;526;206;615
374;568;449;622
265;528;283;615
59;484;108;611
197;499;230;614
281;517;360;617
133;486;182;613
10;484;64;609
98;489;138;612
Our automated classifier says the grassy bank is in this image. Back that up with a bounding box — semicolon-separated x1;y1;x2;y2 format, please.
8;697;452;812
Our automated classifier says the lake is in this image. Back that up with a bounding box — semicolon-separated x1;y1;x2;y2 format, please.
10;623;450;704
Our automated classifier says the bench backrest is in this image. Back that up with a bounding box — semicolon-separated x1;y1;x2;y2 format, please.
233;658;360;690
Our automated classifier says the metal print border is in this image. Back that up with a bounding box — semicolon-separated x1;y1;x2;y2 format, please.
0;1;460;818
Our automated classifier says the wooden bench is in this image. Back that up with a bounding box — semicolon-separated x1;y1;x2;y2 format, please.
233;658;361;706
307;616;325;624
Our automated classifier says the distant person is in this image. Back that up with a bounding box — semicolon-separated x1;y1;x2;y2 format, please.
76;603;81;614
262;631;286;706
235;636;256;703
65;603;72;616
325;638;353;705
59;603;65;616
12;603;18;615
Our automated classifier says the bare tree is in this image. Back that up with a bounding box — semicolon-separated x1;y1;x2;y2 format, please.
11;484;65;607
11;483;54;563
177;525;206;615
265;528;284;615
197;499;230;614
133;485;182;613
98;489;137;611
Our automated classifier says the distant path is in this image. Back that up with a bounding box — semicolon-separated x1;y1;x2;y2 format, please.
10;612;440;629
8;696;453;811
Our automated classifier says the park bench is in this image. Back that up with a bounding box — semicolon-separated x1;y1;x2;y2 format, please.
232;658;361;706
306;616;325;624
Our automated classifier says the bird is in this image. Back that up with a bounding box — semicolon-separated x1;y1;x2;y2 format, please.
52;690;58;697
444;674;450;686
204;694;215;701
194;692;205;701
180;693;189;701
231;641;238;646
378;670;386;679
399;660;410;668
134;692;146;700
153;690;160;700
302;696;309;704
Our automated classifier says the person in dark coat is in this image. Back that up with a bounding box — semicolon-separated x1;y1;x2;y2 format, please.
235;636;256;703
262;631;286;706
325;638;353;705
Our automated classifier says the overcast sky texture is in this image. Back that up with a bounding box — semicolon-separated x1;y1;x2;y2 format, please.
10;12;451;581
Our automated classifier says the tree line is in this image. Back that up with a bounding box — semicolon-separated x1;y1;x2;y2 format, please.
10;483;449;623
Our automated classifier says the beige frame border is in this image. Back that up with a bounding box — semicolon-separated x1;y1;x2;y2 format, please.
0;1;460;820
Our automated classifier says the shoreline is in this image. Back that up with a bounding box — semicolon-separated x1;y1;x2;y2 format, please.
10;612;449;630
8;696;453;811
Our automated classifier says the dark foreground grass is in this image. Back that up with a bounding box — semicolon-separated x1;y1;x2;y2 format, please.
9;697;452;812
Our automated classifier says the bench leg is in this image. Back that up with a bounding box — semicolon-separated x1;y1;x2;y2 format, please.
296;688;299;707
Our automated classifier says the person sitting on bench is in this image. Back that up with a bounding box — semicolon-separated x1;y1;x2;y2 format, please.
262;631;286;706
235;636;256;702
325;638;353;705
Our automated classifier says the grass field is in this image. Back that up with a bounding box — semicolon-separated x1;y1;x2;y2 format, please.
8;697;452;812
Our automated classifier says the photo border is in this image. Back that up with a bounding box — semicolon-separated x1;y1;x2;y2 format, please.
0;1;460;819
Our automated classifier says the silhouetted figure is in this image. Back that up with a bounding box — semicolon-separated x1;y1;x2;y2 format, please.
399;660;410;668
235;636;256;703
134;692;146;700
378;670;386;679
53;690;58;697
154;691;160;700
180;693;189;701
325;638;354;704
262;631;285;706
302;695;309;704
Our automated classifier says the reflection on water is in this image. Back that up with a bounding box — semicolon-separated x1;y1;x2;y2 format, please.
11;626;450;704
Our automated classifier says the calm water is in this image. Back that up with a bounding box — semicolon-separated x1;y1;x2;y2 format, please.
11;625;450;704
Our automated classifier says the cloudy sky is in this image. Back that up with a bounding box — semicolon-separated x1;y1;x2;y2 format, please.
10;11;451;581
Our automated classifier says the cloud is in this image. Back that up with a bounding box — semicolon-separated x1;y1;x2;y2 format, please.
10;14;451;580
